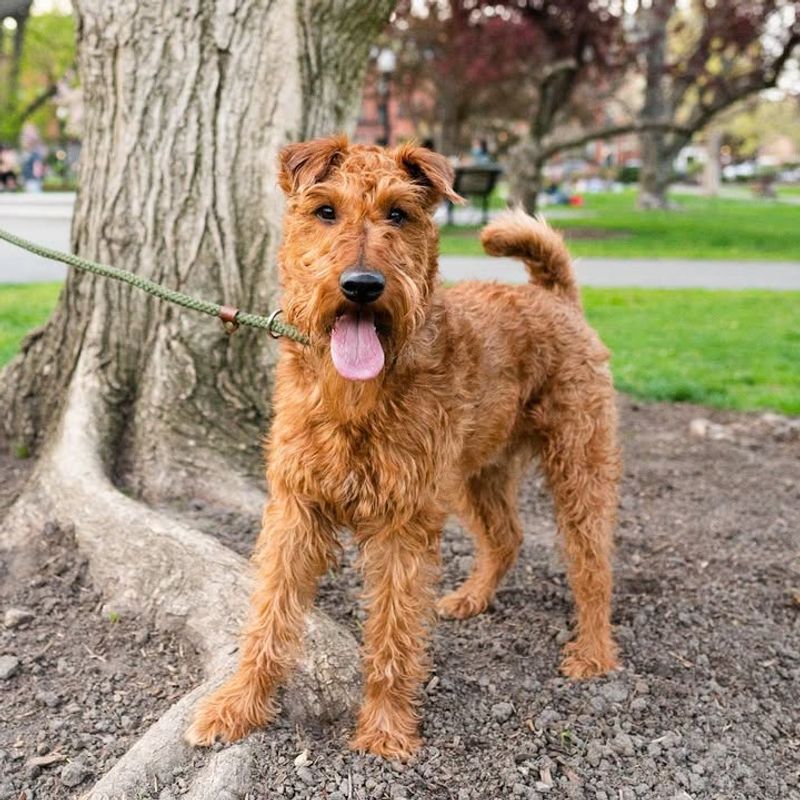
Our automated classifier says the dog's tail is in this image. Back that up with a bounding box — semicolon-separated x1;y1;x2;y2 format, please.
480;209;579;306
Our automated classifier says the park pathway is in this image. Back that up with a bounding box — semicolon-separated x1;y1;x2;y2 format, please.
1;193;799;290
441;255;800;290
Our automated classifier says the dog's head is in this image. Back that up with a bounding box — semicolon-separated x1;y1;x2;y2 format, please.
277;136;462;381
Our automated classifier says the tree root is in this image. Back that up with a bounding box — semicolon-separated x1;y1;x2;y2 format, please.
1;356;361;798
82;660;256;799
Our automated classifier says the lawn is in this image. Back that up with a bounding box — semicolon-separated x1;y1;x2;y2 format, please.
582;288;800;416
0;283;62;365
1;282;798;416
441;190;800;261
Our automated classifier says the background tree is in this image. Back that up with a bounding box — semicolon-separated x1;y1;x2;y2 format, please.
387;0;799;213
0;0;393;794
388;1;680;213
721;95;800;160
0;0;32;138
636;0;800;209
0;2;75;143
505;0;632;211
389;0;538;154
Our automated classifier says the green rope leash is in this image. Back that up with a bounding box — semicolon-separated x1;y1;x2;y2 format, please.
0;227;309;345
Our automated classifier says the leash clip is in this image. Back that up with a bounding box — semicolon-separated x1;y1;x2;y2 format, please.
219;305;240;335
266;308;283;339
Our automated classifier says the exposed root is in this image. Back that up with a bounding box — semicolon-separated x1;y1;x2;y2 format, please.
2;354;361;797
182;740;256;800
82;665;249;799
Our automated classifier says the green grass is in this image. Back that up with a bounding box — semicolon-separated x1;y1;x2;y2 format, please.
1;282;798;415
583;288;800;415
0;283;62;365
441;190;800;260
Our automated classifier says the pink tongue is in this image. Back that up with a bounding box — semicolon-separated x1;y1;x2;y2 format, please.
330;311;385;381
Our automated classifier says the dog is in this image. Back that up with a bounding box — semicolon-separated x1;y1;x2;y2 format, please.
186;136;620;760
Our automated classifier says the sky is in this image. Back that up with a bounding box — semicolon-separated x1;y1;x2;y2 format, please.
33;0;71;12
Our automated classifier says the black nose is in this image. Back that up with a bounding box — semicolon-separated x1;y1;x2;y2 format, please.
339;270;385;304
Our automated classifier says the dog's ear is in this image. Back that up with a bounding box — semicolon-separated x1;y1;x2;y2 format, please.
278;135;348;194
395;142;465;207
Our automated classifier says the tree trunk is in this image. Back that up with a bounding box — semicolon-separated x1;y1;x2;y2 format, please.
0;0;32;138
507;140;544;214
702;128;722;197
0;0;393;794
518;159;544;215
637;0;674;210
439;95;466;156
638;130;676;210
1;0;392;504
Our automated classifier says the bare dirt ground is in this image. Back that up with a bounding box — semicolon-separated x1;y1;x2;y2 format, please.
2;396;799;799
0;458;202;798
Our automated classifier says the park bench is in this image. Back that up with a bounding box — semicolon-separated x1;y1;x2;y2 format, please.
447;164;503;225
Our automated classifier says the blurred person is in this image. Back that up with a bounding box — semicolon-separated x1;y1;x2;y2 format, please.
470;137;492;165
0;145;19;191
21;148;46;192
544;181;569;205
20;123;46;193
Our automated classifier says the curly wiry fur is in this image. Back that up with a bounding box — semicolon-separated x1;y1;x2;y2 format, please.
186;137;621;760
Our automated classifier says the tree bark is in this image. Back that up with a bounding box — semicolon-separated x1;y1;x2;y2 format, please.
439;94;467;156
1;0;392;503
637;0;674;210
702;128;722;197
507;140;544;214
0;0;32;134
638;130;676;210
518;166;543;215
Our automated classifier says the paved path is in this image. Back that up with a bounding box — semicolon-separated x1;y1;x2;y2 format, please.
440;255;800;291
0;194;74;283
2;194;800;290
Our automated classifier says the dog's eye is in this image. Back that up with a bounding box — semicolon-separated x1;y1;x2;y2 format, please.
387;207;407;226
315;205;336;222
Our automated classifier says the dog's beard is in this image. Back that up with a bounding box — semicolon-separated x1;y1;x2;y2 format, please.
285;272;427;380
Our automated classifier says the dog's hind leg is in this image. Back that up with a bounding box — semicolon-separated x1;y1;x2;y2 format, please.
537;385;621;678
186;494;338;745
437;454;527;620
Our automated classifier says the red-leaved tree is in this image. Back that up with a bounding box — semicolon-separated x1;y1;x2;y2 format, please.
389;1;538;154
636;0;800;208
388;1;673;211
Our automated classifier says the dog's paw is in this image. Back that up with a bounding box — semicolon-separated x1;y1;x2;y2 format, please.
185;684;273;747
436;587;490;620
560;638;619;679
349;726;421;761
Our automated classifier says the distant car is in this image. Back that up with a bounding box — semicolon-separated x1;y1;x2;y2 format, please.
723;162;757;181
778;167;800;183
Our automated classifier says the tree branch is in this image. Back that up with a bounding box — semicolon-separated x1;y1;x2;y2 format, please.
537;119;693;162
686;32;800;136
16;79;60;122
540;57;578;80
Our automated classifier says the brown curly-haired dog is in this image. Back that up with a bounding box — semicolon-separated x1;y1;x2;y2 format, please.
186;136;620;759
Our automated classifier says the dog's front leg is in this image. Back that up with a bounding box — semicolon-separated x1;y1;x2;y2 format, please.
350;508;443;760
186;493;337;746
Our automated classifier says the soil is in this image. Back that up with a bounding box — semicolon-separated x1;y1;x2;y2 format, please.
0;450;203;799
2;396;799;799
